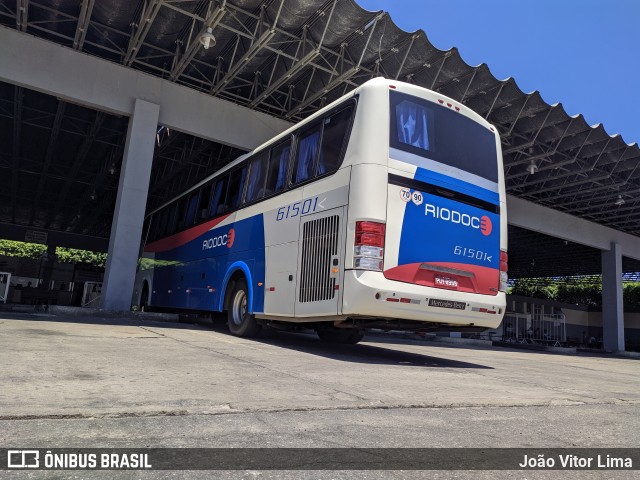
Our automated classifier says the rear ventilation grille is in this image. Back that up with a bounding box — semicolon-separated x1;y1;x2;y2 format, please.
299;215;339;303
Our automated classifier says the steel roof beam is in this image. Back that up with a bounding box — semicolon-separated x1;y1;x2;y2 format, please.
551;183;634;207
521;151;614;193
73;0;94;50
11;86;23;224
124;0;165;67
29;99;66;225
522;173;612;198
248;38;319;108
248;0;340;109
507;129;595;181
484;83;505;120
16;0;28;32
587;207;640;222
507;117;575;167
593;201;640;218
505;94;532;137
46;111;105;229
285;12;385;118
558;187;640;214
516;141;624;188
210;1;285;95
169;1;227;81
150;138;214;195
503;105;557;155
394;34;419;80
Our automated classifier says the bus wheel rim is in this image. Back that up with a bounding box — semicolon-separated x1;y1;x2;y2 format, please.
232;290;246;326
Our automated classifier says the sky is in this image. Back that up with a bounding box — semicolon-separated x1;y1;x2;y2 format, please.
356;0;639;145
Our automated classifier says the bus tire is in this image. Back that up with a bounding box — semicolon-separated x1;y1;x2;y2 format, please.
316;327;365;345
227;279;261;337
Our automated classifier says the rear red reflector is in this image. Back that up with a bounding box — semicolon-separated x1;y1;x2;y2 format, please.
386;298;399;302
355;221;386;247
500;251;508;272
355;232;384;247
356;221;385;234
399;298;411;303
479;308;487;313
488;310;496;314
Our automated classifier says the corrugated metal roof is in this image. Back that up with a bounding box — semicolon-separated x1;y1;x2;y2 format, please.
0;0;638;268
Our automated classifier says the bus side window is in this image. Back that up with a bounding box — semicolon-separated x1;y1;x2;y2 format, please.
265;140;291;195
317;105;353;175
209;176;229;217
198;182;213;221
184;192;199;227
227;165;248;211
166;203;179;236
245;151;269;204
292;124;321;185
156;209;168;239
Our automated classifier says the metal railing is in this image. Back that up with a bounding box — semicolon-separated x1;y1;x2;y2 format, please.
502;312;566;346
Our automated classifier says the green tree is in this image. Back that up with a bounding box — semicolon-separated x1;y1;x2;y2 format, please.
0;239;106;267
0;239;46;259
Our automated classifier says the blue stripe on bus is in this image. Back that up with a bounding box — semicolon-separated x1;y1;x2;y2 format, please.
150;214;266;313
413;167;500;206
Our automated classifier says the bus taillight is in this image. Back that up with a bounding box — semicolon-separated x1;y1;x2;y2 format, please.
354;221;385;271
499;250;508;292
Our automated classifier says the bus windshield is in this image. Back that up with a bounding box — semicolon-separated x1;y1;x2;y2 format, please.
389;90;498;182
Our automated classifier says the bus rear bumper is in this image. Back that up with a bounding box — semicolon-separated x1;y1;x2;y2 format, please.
342;270;505;329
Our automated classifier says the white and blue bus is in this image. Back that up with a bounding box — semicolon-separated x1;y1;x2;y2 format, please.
134;77;508;343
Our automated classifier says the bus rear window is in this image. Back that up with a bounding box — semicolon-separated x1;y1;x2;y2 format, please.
390;91;498;182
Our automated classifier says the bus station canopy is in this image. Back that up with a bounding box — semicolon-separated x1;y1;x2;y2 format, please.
0;0;638;278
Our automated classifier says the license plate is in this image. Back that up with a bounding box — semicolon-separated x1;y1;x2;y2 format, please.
428;299;466;310
435;275;458;288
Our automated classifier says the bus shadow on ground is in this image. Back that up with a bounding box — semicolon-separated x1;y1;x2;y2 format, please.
2;311;491;369
212;322;493;369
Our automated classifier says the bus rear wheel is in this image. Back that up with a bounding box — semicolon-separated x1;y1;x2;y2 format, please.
316;327;364;345
227;279;261;337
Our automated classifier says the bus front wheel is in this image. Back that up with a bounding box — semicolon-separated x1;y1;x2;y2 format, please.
227;279;261;337
316;327;364;345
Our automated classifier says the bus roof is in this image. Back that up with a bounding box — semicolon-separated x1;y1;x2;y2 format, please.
147;77;495;216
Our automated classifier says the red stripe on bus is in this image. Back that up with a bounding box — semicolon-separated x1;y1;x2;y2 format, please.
144;213;232;253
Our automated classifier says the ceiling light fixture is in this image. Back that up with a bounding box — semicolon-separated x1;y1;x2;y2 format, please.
527;159;538;175
199;27;216;50
615;194;625;206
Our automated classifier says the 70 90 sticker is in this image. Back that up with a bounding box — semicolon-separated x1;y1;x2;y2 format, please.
400;188;424;206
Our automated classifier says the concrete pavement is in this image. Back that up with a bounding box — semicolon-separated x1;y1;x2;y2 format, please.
0;312;638;478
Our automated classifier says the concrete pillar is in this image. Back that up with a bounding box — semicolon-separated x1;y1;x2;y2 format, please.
601;242;625;352
101;99;159;311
